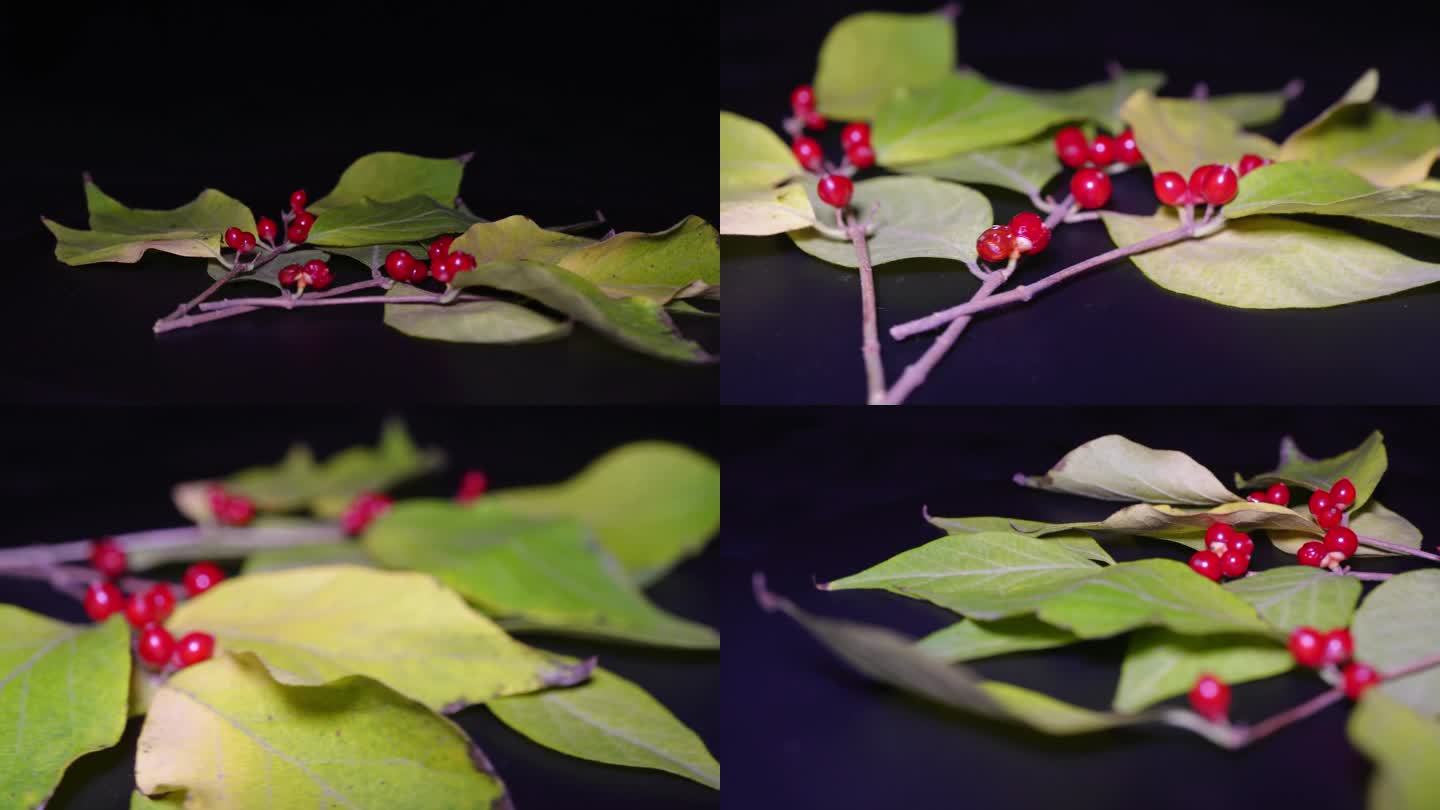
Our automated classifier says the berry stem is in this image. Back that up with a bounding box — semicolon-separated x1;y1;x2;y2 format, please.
0;523;342;571
1;564;167;602
841;207;887;405
197;290;491;313
1229;687;1347;749
1357;534;1440;562
160;242;290;322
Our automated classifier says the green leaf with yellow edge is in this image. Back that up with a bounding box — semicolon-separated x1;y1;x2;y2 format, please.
485;440;720;583
874;73;1075;165
382;282;573;345
1352;570;1440;716
1223;566;1362;632
1235;430;1387;511
1287;69;1380;144
1205;83;1299;127
165;565;591;712
489;667;720;789
305;195;480;246
450;215;596;265
1348;690;1440;810
1226;161;1440;238
720;182;816;236
241;542;376;574
0;610;129;809
1270;500;1421;557
1101;209;1440;308
921;514;1113;564
44;177;256;266
556;216;719;302
916;615;1080;662
135;653;510;809
308;151;467;213
1000;69;1166;133
1280;70;1440;186
1119;90;1279;176
790;175;992;268
812;10;956;120
1113;630;1292;712
1022;501;1318;550
449;261;713;363
1033;560;1273;639
363;501;718;649
173;420;445;520
720;111;800;193
892;137;1062;196
1016;433;1239;505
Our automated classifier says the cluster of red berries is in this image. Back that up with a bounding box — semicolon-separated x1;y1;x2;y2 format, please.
385;236;478;286
1152;155;1268;209
341;492;393;536
789;84;827;131
81;540;224;671
975;212;1052;264
1052;126;1141;210
456;469;489;503
278;259;334;291
207;485;256;526
1296;478;1360;568
1286;625;1379;696
1244;482;1291;506
794;121;875;173
1188;523;1257;581
222;189;317;257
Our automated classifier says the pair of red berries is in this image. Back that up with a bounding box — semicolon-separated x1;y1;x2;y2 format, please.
137;625;216;670
975;212;1051;264
284;189;317;244
1287;626;1382;698
1244;482;1291;506
795;122;877;172
456;469;489;503
384;237;478;285
1189;523;1256;581
207;486;256;526
1054;126;1143;170
223;227;258;254
341;492;393;536
278;259;335;291
790;84;827;131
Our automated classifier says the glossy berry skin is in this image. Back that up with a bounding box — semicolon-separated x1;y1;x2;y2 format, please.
223;227;245;249
137;625;175;669
286;221;311;244
1331;478;1357;509
1297;541;1327;567
802;110;828;130
1322;628;1354;665
1153;171;1188;206
1288;627;1326;667
1189;674;1231;722
975;225;1016;264
183;562;225;597
1189;550;1223;581
1246;491;1268;503
90;538;127;578
341;492;392;536
445;251;476;276
176;632;216;667
428;236;455;262
289;189;308;211
1087;134;1118;167
1309;489;1334;515
302;260;333;290
1008;212;1050;254
1324;526;1359;558
278;264;302;286
1230;533;1255;557
1116;129;1142;164
1070;168;1112;209
1265;482;1290;505
256;217;279;244
790;85;816;113
792;136;824;171
407;262;429;283
123;594;157;629
1237;154;1269;176
1054;127;1089;168
1204;523;1237;555
1315;506;1343;529
456;470;489;503
1189;165;1218;200
144;584;176;622
83;581;125;621
846;142;876;169
1343;662;1382;699
1220;550;1250;578
236;232;257;253
292;210;317;230
1202;166;1239;205
816;174;854;208
841;122;871;150
209;487;256;527
385;250;418;282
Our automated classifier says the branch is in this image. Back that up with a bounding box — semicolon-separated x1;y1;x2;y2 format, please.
0;524;343;571
1358;534;1440;563
842;207;887;405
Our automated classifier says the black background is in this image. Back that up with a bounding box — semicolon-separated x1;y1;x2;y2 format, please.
0;3;716;404
720;407;1437;809
0;408;721;808
722;0;1440;405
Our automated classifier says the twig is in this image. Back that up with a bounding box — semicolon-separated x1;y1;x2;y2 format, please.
199;291;491;312
1;565;168;600
842;207;887;405
0;524;342;571
1358;534;1440;562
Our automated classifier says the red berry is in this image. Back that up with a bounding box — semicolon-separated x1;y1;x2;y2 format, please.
183;562;225;597
1265;483;1290;505
90;538;127;578
1315;506;1343;529
1189;165;1218;201
446;251;477;276
256;217;279;244
385;249;417;282
1088;134;1118;167
83;581;124;622
1246;491;1268;503
1220;550;1250;578
1309;489;1334;515
1237;154;1269;176
428;236;455;262
407;262;429;284
1204;523;1237;549
1153;171;1188;206
792;136;824;171
1116;129;1143;164
278;264;303;287
1342;662;1382;699
802;110;828;130
1288;627;1326;668
292;211;317;232
1297;541;1327;566
1008;212;1050;254
124;594;157;629
210;488;255;527
1321;628;1354;665
1189;550;1222;581
1230;533;1255;557
456;470;489;503
846;142;876;169
176;632;215;667
341;492;392;536
1054;127;1089;169
237;232;257;253
289;189;308;211
1188;674;1231;722
1331;479;1357;509
975;225;1016;264
816;174;854;208
841;122;871;150
144;584;176;622
286;221;311;244
1202;166;1239;205
137;625;175;669
1070;168;1112;209
223;227;244;249
303;259;333;291
790;85;816;113
1323;527;1359;558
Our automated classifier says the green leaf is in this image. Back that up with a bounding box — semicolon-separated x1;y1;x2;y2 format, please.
812;10;956;120
449;261;712;363
44;178;256;266
1235;430;1387;510
1113;630;1291;712
383;282;573;344
135;653;509;808
1226;161;1440;238
485;441;719;583
305;195;481;246
720;182;816;236
206;249;332;289
1025;501;1318;550
1016;433;1239;505
1280;70;1440;186
1348;690;1440;810
1205;84;1296;127
1270;500;1422;557
874;73;1074;165
916;615;1080;662
173;420;445;520
363;501;719;649
165;565;591;712
131;790;182;809
1101;210;1440;308
1001;70;1166;133
1118;90;1279;176
719;110;800;193
891;137;1062;196
1223;566;1362;632
0;610;129;809
789;175;992;267
240;543;377;574
450;215;596;265
1352;570;1440;716
308;151;466;213
557;216;719;302
489;667;719;789
323;243;425;270
922;514;1114;564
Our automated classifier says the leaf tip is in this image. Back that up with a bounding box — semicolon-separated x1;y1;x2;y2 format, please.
82;170;94;185
1283;78;1305;100
752;572;783;611
455;151;475;166
544;656;597;687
